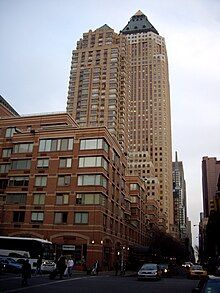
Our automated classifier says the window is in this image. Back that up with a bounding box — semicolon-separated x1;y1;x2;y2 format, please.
54;212;68;224
57;175;71;186
79;156;108;170
130;183;140;190
37;158;49;168
33;193;45;205
74;212;88;224
12;159;31;170
56;193;69;205
0;164;10;173
39;138;74;152
9;176;29;187
59;158;72;168
2;148;12;158
35;176;47;187
6;193;27;204
31;212;44;222
77;174;107;188
76;193;105;205
13;143;33;153
130;196;138;203
5;127;17;138
80;138;109;152
13;211;25;222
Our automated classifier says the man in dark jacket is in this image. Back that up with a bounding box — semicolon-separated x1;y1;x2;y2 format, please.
21;259;31;286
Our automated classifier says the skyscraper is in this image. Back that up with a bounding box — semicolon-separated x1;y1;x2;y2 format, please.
172;151;187;239
67;11;173;231
202;156;220;217
67;25;130;152
121;11;173;230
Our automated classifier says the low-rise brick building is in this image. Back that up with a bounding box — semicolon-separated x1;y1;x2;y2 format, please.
0;112;148;269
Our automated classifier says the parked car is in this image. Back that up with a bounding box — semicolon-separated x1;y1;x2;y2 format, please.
182;262;193;268
188;265;207;279
192;275;220;292
137;263;161;280
41;260;56;273
0;257;22;273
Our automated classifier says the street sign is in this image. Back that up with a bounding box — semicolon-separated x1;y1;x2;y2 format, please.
62;245;75;251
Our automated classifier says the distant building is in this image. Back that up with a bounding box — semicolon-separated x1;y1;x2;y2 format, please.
202;156;220;217
172;151;187;240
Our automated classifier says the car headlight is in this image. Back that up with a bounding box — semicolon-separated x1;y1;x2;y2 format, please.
164;269;167;273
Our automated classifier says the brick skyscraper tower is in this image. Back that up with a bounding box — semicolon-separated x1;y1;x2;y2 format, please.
67;25;130;152
67;11;173;231
121;11;173;231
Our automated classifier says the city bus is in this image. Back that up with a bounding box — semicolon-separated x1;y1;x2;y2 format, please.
0;236;55;271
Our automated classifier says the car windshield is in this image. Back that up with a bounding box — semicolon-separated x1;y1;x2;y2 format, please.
192;265;203;270
204;280;220;292
141;264;157;270
159;264;168;269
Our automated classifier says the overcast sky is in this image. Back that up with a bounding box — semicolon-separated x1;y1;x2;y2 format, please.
1;0;220;247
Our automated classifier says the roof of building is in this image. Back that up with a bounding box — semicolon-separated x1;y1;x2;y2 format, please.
121;10;159;35
96;24;113;31
0;95;19;116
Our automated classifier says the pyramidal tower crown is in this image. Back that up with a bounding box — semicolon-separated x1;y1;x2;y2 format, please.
121;10;159;35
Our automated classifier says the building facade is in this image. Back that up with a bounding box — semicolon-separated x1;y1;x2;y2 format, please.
172;151;187;239
67;25;130;152
67;11;173;232
202;156;220;218
0;95;19;118
0;112;148;268
121;11;173;231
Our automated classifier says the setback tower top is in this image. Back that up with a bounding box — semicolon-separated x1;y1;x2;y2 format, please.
121;10;159;35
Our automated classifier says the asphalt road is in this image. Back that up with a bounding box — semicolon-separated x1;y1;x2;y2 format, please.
0;273;199;293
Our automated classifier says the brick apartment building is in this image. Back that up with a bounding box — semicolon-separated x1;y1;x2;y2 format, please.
0;111;148;268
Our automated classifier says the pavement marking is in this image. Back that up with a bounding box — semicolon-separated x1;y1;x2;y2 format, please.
4;276;95;292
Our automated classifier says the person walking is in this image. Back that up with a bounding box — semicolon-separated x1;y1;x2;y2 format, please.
67;257;74;277
35;255;42;275
21;259;31;286
56;255;67;279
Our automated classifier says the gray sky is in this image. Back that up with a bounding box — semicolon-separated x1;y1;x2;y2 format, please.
1;0;220;247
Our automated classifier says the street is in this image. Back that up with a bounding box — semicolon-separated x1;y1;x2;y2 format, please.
0;273;198;293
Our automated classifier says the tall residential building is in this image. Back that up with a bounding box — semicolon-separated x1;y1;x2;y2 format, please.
121;11;173;230
67;25;130;152
172;151;187;239
202;156;220;217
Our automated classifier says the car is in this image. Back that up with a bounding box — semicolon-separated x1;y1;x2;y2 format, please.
41;260;56;273
0;257;22;273
158;263;171;277
137;263;161;280
182;261;194;268
192;275;220;292
188;265;207;279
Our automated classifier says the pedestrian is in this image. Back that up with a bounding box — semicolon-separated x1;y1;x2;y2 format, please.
94;260;99;275
67;257;74;277
35;255;42;275
56;255;67;279
21;259;31;286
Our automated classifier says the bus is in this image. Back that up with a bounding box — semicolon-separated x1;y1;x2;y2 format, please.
0;236;55;271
